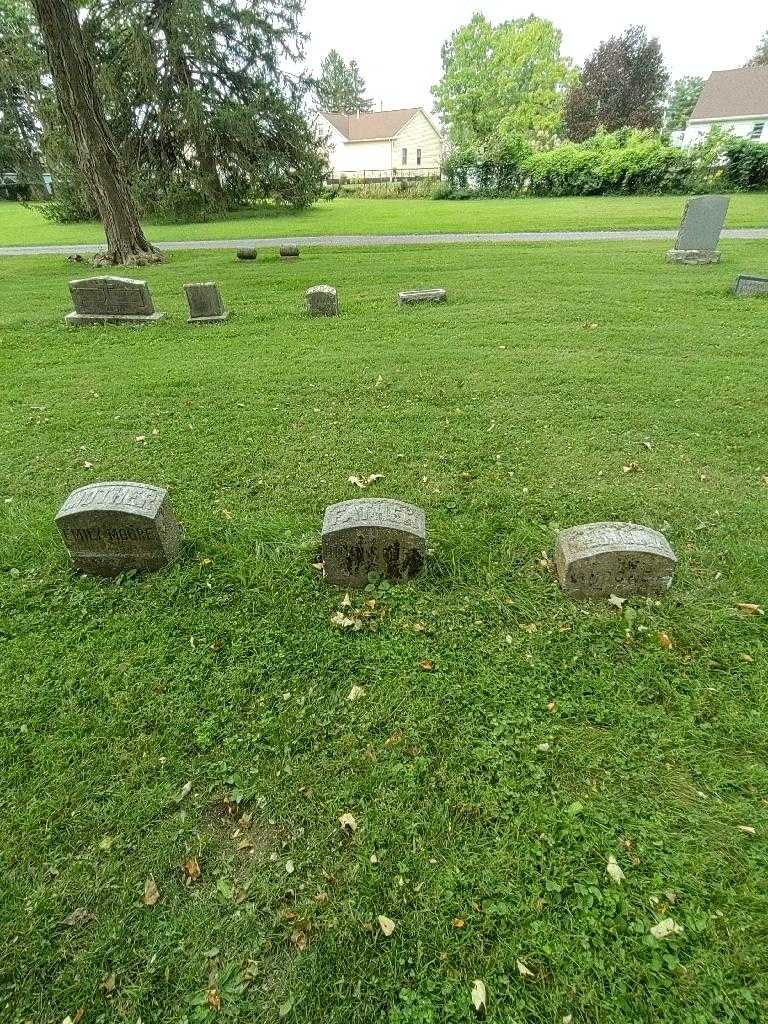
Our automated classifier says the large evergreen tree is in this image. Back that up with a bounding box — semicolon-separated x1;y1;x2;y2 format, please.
749;31;768;66
30;0;162;263
564;26;668;142
665;76;704;132
315;49;372;113
0;0;47;194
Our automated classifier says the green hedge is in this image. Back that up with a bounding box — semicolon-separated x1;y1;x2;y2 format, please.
440;131;768;199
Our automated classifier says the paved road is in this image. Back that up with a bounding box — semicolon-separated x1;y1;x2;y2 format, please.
2;228;768;257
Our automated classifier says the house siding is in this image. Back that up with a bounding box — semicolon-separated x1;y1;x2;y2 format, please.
680;116;768;146
393;112;443;172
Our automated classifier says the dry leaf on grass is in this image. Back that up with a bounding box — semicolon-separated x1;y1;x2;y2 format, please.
736;603;764;616
174;780;193;803
377;914;396;937
738;825;757;836
650;917;683;940
339;812;358;834
143;877;160;906
622;462;642;474
63;907;96;927
348;473;384;490
516;960;534;978
207;988;221;1010
606;855;625;884
452;917;466;929
347;685;366;701
471;979;487;1016
183;857;201;883
658;632;673;651
285;860;295;875
608;594;627;609
419;659;435;672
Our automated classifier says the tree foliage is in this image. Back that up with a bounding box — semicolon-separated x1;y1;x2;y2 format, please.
431;13;575;159
665;76;704;132
0;0;47;193
749;30;768;66
315;49;372;113
564;26;668;142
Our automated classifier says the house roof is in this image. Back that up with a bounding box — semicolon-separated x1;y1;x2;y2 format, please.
321;108;422;141
690;67;768;121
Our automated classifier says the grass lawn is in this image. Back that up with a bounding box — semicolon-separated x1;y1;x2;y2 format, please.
0;193;767;248
1;239;768;1023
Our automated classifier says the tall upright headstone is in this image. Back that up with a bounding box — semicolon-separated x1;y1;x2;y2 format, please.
307;285;339;317
666;195;730;265
66;277;165;326
554;522;677;599
321;499;426;588
55;481;181;576
184;282;229;323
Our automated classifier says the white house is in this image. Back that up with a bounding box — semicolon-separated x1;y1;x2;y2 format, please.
678;66;768;146
318;108;443;181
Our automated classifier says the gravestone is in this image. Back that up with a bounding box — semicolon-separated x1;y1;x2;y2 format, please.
184;282;229;323
307;285;339;317
280;245;300;261
321;498;426;588
237;248;258;261
399;289;447;306
733;274;768;297
554;522;677;599
66;277;165;326
55;481;181;577
666;195;730;264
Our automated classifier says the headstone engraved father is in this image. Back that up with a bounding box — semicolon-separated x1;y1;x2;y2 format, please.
554;522;677;599
66;276;165;326
666;195;730;265
321;498;426;588
55;481;181;576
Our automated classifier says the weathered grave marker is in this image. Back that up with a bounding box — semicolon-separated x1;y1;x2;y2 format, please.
307;285;339;317
55;481;181;577
666;195;730;264
554;522;677;599
321;498;426;588
66;276;165;326
184;282;229;323
399;289;447;306
733;274;768;297
236;248;258;261
280;245;300;261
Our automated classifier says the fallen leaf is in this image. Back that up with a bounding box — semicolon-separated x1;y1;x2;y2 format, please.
347;685;366;700
738;825;757;836
658;632;673;651
736;603;764;616
175;780;193;803
339;812;358;834
290;928;308;951
516;959;534;978
471;979;487;1016
606;855;625;884
547;700;557;713
84;461;94;469
285;859;295;875
413;621;427;633
183;857;201;883
419;659;435;672
134;435;146;443
650;917;683;940
377;914;396;937
330;611;356;628
207;988;221;1010
608;594;627;610
143;877;160;906
63;907;96;927
101;973;117;993
537;742;551;753
278;996;295;1018
452;917;466;929
622;462;641;474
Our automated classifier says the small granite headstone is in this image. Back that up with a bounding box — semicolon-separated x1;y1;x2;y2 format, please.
399;289;447;306
184;282;229;323
66;276;165;326
321;498;426;588
307;285;339;317
236;248;258;261
666;195;730;265
55;481;181;577
554;522;677;599
733;274;768;297
280;245;300;261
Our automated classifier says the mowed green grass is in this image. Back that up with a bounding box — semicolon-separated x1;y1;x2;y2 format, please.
1;192;768;247
1;241;768;1024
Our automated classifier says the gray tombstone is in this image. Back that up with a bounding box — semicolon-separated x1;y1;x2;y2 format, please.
666;195;730;264
184;282;229;323
66;276;165;326
398;289;447;306
237;248;258;261
554;522;677;599
321;498;426;588
55;481;181;577
280;245;300;261
733;274;768;297
307;285;339;317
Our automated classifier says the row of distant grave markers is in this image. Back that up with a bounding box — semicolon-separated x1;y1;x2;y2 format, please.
55;483;678;600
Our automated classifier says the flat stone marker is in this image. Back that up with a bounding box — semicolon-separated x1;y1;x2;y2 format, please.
554;522;677;599
321;498;426;588
733;274;768;297
307;285;339;317
66;276;165;326
236;248;258;261
280;245;300;260
666;195;730;265
55;481;181;577
184;282;229;323
399;288;447;306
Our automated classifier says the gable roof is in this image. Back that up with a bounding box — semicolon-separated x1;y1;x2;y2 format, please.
690;67;768;121
321;108;422;142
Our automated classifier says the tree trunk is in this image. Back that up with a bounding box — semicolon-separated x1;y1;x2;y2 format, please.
31;0;163;265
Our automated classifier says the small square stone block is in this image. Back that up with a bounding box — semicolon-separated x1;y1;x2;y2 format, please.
307;285;339;316
399;289;447;305
55;481;181;577
184;282;229;323
554;522;677;599
733;274;768;297
280;245;300;260
321;498;426;589
236;248;258;261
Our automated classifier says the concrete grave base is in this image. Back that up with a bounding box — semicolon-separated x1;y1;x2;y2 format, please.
666;249;721;265
66;311;166;327
187;312;230;324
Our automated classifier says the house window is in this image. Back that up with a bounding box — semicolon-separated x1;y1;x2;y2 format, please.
417;148;422;166
750;122;765;140
401;148;408;166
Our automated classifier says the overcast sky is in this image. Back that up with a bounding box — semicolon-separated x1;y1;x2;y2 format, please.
301;1;765;112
